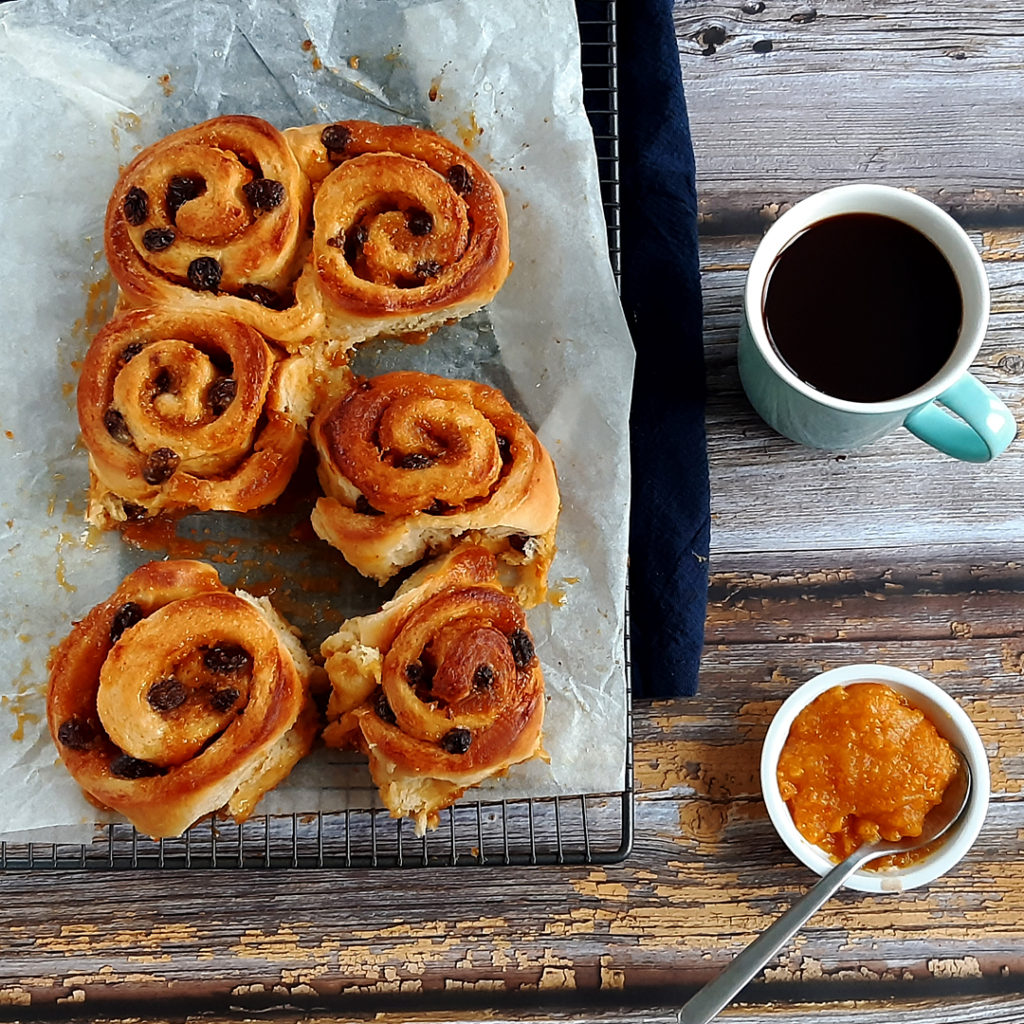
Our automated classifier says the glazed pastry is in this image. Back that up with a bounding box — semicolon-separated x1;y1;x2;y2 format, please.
285;120;511;359
309;371;560;606
104;115;322;349
321;545;546;834
77;308;312;527
47;560;320;839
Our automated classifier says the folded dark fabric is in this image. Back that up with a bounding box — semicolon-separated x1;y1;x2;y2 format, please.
614;0;710;698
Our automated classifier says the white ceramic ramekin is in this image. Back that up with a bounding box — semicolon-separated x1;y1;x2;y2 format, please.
760;663;990;893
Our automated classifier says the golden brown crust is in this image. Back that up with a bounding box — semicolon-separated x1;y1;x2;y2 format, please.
105;115;321;348
287;121;510;353
309;371;560;604
320;545;545;834
77;308;307;525
103;116;511;360
46;560;318;838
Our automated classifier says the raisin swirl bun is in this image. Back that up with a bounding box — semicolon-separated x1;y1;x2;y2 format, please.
77;308;310;527
284;120;511;357
47;560;320;839
321;545;545;834
309;371;560;606
105;115;321;349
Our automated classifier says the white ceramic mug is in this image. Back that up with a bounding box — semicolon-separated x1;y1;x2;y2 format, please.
737;184;1017;461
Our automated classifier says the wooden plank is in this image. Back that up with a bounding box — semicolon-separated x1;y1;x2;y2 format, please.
674;1;1024;230
5;995;1024;1024
699;230;1024;559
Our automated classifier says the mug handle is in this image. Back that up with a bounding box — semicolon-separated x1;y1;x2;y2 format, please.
904;374;1017;462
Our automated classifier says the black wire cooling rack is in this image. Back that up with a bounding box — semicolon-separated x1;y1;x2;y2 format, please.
0;0;632;871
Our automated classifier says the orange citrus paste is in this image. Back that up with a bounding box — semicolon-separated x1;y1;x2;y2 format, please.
776;683;958;861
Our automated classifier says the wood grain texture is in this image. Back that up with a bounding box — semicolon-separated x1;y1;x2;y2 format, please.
675;0;1024;231
700;230;1024;559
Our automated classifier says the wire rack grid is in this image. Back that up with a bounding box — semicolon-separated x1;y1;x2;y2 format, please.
0;0;632;871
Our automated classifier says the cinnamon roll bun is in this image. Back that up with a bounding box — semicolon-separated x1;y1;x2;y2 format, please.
285;120;511;356
309;371;559;606
321;544;545;834
105;115;321;349
47;560;320;839
77;308;309;526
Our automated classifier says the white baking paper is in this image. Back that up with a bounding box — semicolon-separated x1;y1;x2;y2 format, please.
0;0;634;839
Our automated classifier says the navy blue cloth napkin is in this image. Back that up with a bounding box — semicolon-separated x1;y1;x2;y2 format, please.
612;0;710;698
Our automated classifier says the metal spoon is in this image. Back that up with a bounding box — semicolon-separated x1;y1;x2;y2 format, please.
678;753;972;1024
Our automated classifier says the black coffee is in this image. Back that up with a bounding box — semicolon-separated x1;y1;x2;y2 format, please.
762;212;963;403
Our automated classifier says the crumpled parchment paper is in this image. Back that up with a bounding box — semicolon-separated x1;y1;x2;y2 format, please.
0;0;634;839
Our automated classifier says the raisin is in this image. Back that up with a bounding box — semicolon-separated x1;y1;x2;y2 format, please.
395;452;436;470
109;601;144;643
344;224;369;264
423;499;449;516
187;256;222;292
142;227;175;252
446;164;473;196
473;664;495;688
508;629;535;670
57;717;96;751
209;348;232;374
143;447;180;485
237;283;284;308
375;691;397;724
242;178;285;211
208;377;237;416
110;754;166;779
354;494;384;517
153;367;173;394
123;186;149;226
210;687;240;712
414;260;442;280
166;174;206;220
496;435;512;461
440;727;472;754
321;123;352;154
508;533;530;553
204;644;252;674
325;235;345;249
407;209;434;236
405;661;435;689
103;408;133;446
147;677;187;712
120;342;143;364
122;501;148;521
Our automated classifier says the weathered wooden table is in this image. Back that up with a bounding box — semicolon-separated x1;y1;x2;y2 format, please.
3;2;1024;1021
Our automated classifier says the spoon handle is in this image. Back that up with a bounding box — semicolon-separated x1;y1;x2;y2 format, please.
677;848;876;1024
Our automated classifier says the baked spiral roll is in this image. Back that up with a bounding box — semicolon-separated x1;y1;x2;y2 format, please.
105;115;321;348
321;545;545;834
285;120;511;355
47;560;320;839
77;308;309;526
310;371;560;606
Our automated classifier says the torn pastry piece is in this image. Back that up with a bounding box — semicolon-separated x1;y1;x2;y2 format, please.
77;308;310;527
47;560;320;839
321;544;546;834
105;114;322;349
310;371;560;607
285;120;511;361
